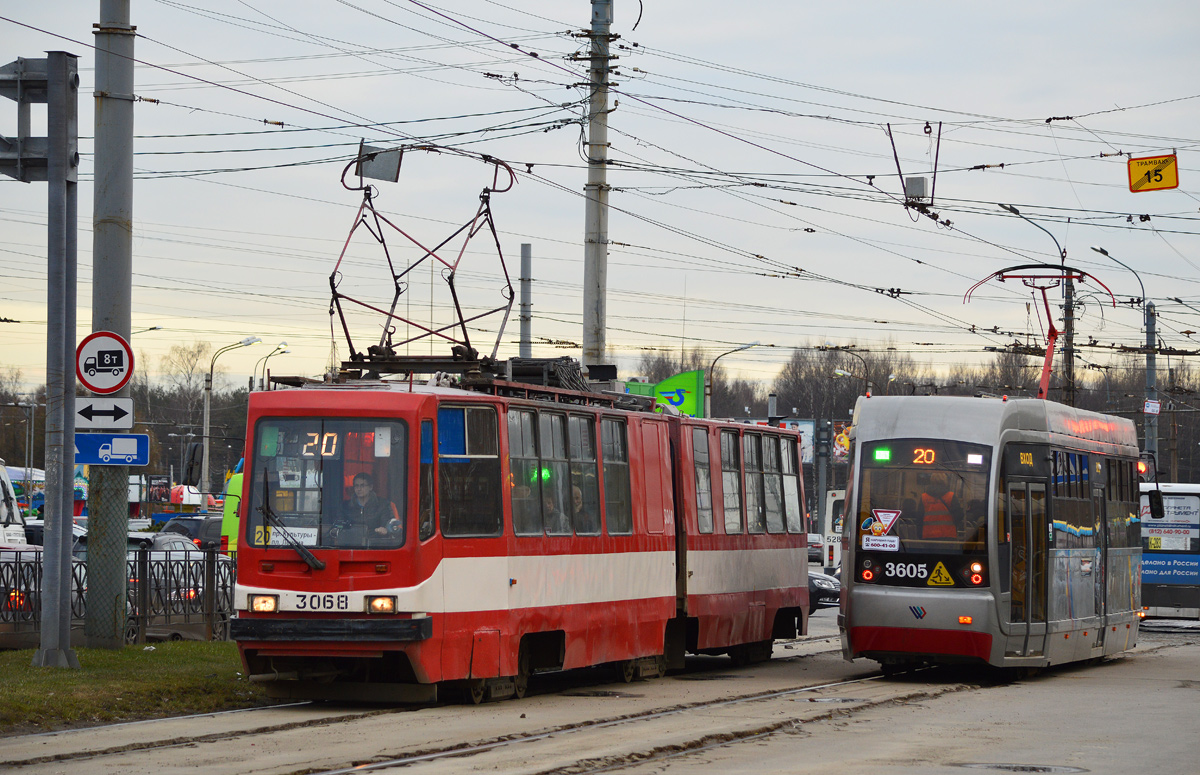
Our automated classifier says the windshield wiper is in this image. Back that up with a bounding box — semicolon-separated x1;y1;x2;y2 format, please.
258;470;325;571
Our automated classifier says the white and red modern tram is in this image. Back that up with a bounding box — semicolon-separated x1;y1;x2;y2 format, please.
840;395;1143;672
231;374;809;702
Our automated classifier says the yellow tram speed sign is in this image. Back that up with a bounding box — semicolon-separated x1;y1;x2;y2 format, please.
1128;153;1178;193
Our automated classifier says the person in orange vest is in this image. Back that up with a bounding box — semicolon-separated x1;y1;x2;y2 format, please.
920;472;961;539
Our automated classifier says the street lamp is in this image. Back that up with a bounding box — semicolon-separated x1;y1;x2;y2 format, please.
1001;203;1079;404
203;336;260;494
261;348;290;390
252;342;288;391
1000;203;1065;262
824;346;873;394
1092;245;1155;456
705;341;759;419
833;368;871;394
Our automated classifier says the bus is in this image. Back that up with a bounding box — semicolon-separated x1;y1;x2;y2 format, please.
1139;482;1200;618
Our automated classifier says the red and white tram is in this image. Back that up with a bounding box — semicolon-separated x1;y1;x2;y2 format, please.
231;374;810;702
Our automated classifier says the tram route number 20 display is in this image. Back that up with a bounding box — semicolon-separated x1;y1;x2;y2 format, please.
300;432;340;458
883;562;928;579
295;593;350;611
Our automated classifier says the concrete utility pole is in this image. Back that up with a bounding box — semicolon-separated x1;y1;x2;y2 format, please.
1146;301;1158;457
581;0;613;369
0;51;83;668
520;243;532;359
1062;276;1075;407
86;0;137;649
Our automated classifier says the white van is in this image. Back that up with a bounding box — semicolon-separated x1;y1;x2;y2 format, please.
0;460;28;545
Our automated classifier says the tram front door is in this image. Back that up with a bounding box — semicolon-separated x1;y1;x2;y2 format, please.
1005;483;1047;658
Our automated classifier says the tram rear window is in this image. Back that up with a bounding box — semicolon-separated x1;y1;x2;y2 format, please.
856;439;990;560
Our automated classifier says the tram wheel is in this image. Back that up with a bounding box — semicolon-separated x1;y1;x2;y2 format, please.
618;659;637;683
514;649;530;700
465;679;487;705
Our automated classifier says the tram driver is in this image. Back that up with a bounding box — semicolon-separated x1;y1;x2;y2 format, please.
918;471;963;540
345;472;402;540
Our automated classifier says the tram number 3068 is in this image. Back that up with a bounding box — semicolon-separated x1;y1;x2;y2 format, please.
883;562;928;579
295;594;350;611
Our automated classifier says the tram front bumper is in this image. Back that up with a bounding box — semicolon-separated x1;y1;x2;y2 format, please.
230;616;433;641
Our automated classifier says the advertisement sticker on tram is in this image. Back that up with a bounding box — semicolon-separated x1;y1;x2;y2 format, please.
860;508;901;551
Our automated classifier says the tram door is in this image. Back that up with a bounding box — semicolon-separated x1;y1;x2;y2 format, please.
1092;487;1107;650
1006;483;1048;657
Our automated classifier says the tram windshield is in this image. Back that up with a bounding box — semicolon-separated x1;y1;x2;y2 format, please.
246;418;408;551
856;439;990;556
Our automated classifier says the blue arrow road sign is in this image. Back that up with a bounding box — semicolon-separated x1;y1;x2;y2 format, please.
74;433;149;466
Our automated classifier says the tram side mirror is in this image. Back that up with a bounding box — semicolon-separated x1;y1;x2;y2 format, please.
1145;489;1164;520
182;442;203;487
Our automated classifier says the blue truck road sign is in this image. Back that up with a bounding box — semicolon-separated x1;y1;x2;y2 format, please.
75;433;149;466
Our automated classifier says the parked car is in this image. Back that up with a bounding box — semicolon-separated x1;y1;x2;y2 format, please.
160;515;224;551
123;536;232;642
806;532;823;564
23;519;87;547
809;568;841;609
73;530;201;560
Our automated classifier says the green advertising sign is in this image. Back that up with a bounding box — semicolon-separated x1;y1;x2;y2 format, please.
623;370;706;418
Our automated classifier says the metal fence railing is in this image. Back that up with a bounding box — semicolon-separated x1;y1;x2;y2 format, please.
0;547;236;648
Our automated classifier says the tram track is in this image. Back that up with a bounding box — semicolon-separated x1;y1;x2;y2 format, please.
11;636;1182;775
298;674;966;775
0;642;850;771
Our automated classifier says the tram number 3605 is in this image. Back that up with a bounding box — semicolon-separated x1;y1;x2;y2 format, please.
883;562;928;579
294;594;350;611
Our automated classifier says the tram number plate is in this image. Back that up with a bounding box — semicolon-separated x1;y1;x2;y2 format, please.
294;594;350;611
882;562;928;580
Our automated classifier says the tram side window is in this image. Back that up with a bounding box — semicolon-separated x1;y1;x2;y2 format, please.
692;427;714;534
1050;450;1096;550
568;415;602;535
601;418;633;535
782;437;804;533
539;413;572;535
508;409;542;536
744;434;766;533
721;430;743;534
762;435;786;533
438;406;502;537
419;420;435;540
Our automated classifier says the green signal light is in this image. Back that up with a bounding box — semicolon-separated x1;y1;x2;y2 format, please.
540;467;552;481
874;448;892;462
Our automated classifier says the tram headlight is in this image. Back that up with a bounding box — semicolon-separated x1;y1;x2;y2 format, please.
250;594;278;613
368;596;396;614
970;562;983;573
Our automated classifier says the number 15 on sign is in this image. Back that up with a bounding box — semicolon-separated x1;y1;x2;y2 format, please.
1128;154;1178;193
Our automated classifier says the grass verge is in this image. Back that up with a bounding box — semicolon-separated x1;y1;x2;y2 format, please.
0;641;275;735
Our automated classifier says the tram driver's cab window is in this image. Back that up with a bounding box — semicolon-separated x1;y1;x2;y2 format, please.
438;405;502;537
855;439;990;557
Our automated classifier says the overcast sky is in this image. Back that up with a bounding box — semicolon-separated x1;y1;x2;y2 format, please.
2;0;1198;392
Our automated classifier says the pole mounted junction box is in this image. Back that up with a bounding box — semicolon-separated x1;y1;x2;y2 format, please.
904;176;928;201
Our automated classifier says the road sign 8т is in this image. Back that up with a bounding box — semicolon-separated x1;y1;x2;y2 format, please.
76;330;134;394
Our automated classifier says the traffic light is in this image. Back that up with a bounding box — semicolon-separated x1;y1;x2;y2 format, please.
1137;451;1157;483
